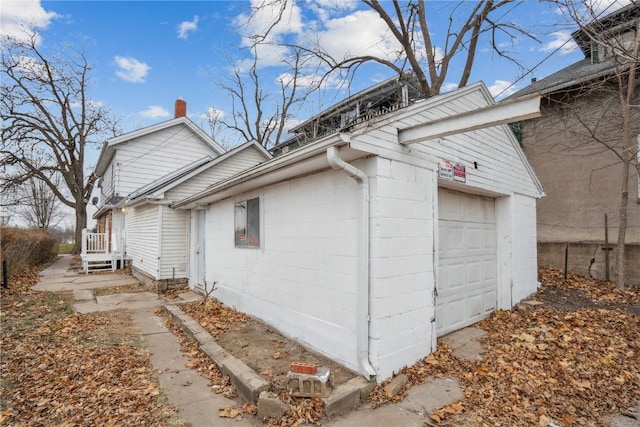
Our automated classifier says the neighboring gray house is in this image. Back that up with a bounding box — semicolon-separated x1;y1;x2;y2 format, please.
508;4;640;283
174;82;544;381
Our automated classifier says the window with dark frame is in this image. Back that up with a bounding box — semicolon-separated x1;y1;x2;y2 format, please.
235;197;260;247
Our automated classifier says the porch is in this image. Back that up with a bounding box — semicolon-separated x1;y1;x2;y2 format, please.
80;229;126;273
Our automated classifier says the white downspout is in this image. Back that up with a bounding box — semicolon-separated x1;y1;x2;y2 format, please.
326;144;377;380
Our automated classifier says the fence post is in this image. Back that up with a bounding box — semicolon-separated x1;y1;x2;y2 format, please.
564;243;569;281
1;259;7;289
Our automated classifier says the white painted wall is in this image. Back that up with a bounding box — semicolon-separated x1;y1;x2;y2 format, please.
194;84;542;381
204;166;361;371
368;157;436;380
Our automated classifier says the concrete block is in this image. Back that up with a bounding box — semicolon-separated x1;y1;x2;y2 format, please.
221;356;269;403
257;391;290;419
347;376;375;402
199;341;227;361
384;373;408;398
323;379;361;416
287;367;331;398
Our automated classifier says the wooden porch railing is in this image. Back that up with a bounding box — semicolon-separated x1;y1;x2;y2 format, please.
81;230;108;254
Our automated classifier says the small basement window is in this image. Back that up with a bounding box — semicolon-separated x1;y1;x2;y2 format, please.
235;197;260;248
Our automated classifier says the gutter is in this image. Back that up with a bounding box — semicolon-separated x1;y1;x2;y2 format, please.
326;143;377;380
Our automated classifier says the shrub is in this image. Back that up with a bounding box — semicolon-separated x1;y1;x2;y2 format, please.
0;228;60;279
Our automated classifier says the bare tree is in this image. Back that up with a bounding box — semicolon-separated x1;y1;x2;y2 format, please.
0;30;118;253
15;173;63;231
215;47;316;149
539;1;639;288
248;0;537;98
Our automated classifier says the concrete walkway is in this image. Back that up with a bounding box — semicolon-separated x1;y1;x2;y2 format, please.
34;256;639;427
35;255;260;427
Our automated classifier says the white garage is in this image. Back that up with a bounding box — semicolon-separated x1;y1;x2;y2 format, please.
436;188;498;336
174;82;544;381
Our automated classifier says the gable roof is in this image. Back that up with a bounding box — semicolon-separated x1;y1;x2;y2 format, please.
506;58;618;98
508;3;639;99
174;82;543;209
94;116;226;176
125;140;271;206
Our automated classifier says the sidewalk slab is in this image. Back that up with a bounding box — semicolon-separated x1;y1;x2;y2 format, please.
132;308;259;427
75;292;161;313
325;403;423;427
398;377;463;415
440;327;487;361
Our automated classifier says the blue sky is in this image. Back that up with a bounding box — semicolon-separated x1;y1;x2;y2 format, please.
3;0;633;143
0;0;633;227
2;0;606;137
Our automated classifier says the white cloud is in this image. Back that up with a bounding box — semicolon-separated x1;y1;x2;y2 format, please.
440;82;458;94
114;56;150;83
178;15;199;40
139;105;170;119
540;31;578;56
488;80;516;98
307;0;358;23
309;10;401;63
205;107;225;121
0;0;58;43
235;0;303;47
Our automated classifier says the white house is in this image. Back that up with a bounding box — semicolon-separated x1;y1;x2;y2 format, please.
122;141;271;286
88;99;271;284
173;82;544;382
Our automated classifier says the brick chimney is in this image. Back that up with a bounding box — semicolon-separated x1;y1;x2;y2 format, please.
174;98;186;118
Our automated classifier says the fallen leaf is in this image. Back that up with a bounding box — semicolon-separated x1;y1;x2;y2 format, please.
425;354;439;365
443;403;463;414
273;351;281;359
219;406;241;418
429;413;442;423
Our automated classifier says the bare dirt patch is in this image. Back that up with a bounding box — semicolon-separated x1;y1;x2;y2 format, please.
180;299;358;392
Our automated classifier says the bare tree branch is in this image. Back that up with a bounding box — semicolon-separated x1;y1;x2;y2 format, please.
1;30;118;253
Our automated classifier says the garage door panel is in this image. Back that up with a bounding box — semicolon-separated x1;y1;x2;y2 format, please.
437;189;497;337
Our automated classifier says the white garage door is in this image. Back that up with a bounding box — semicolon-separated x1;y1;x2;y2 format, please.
436;188;497;337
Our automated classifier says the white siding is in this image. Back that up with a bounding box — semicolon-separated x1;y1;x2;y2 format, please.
100;158;116;200
159;206;188;280
125;204;160;279
114;125;218;197
352;85;541;199
205;168;360;371
166;146;267;201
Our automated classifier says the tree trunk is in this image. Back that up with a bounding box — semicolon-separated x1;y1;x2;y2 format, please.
614;157;629;289
72;202;88;255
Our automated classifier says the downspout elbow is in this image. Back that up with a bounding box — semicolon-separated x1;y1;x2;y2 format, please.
326;146;376;380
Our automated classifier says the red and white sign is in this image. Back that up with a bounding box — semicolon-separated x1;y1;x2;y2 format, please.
438;159;466;183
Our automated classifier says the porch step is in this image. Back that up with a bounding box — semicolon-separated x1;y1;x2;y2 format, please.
81;253;121;273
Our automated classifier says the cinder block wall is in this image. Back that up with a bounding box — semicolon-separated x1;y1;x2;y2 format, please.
205;166;361;372
538;242;640;285
368;158;435;381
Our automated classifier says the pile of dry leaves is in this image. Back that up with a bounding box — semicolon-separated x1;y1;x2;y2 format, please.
371;267;640;426
0;269;181;426
167;298;327;427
